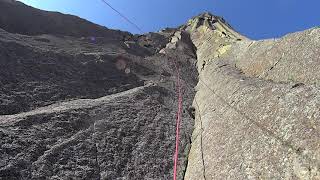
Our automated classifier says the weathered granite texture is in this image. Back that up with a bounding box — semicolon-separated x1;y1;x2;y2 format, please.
0;0;198;179
0;1;319;179
183;13;320;180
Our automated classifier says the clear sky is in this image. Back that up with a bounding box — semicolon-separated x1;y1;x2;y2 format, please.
18;0;320;40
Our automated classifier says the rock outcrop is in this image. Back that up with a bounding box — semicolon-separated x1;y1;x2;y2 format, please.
182;13;320;180
0;1;319;179
0;1;197;179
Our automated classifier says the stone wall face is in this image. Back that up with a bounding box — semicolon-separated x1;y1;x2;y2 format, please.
184;13;320;180
0;1;199;179
0;2;319;179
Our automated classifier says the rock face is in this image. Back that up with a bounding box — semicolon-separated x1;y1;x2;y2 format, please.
0;1;319;179
0;0;128;38
0;1;197;179
182;13;320;179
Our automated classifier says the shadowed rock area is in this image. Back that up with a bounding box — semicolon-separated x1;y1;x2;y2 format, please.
0;1;319;179
0;1;197;179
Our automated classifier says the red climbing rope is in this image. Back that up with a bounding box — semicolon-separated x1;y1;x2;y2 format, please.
172;58;183;180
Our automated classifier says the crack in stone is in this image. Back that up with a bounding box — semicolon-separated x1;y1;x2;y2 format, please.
259;56;282;78
259;34;307;80
198;75;320;169
193;96;207;180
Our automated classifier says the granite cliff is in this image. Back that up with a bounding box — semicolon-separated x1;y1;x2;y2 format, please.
0;1;319;179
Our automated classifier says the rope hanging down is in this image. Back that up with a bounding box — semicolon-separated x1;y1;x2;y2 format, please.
100;0;144;33
172;57;183;180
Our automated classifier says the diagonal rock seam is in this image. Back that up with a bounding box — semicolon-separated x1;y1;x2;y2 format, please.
193;96;207;180
259;34;306;80
198;70;320;167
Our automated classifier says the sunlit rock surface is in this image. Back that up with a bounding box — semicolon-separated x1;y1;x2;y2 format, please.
183;12;320;180
0;1;319;179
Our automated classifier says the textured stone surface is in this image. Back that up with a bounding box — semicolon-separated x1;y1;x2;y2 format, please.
1;1;320;179
183;13;320;180
230;28;320;86
0;1;197;179
0;0;128;38
0;84;191;179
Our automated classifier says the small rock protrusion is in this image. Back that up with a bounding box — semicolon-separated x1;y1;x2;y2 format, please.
187;106;196;119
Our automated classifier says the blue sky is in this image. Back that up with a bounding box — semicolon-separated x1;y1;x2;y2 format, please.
18;0;320;40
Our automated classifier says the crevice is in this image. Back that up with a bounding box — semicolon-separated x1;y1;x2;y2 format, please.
257;33;308;83
259;56;282;78
291;83;304;88
180;71;205;179
192;96;207;180
247;41;254;47
197;76;320;168
218;64;228;68
187;106;195;119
